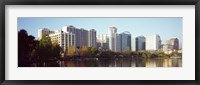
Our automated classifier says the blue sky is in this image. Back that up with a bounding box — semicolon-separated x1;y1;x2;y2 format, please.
18;17;182;48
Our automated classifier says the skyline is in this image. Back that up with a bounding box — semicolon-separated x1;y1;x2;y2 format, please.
17;17;182;48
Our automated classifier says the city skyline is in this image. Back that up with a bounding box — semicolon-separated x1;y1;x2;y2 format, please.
18;17;182;49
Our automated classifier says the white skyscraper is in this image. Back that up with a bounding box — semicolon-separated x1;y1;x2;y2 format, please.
88;29;97;47
109;27;116;51
109;27;118;52
131;37;136;51
145;34;161;51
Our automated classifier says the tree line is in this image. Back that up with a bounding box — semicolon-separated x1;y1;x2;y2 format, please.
18;29;182;67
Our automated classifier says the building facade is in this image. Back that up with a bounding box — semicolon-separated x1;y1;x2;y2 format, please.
135;36;145;51
88;29;97;47
62;25;81;47
62;25;95;47
131;37;136;51
38;25;97;51
116;34;122;52
49;30;75;51
145;34;161;51
109;27;118;52
166;38;179;50
97;34;109;50
38;28;54;40
120;31;131;52
80;28;89;47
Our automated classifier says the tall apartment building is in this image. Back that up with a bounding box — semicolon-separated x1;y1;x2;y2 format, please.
88;29;97;47
80;28;89;47
38;28;54;40
97;34;109;50
49;30;75;51
145;34;161;51
120;31;131;52
166;38;179;50
62;25;96;47
135;36;145;51
62;25;81;47
116;34;122;52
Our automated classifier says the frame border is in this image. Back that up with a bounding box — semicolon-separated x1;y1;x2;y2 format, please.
0;0;200;85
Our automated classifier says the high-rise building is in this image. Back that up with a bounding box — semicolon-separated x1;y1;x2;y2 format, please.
88;29;97;47
116;34;122;52
38;25;98;52
109;27;118;52
120;31;131;52
62;25;90;47
131;37;136;51
38;28;54;40
109;27;132;52
135;36;145;51
166;38;179;50
80;28;89;47
97;34;109;50
49;30;75;51
62;25;79;47
145;34;161;51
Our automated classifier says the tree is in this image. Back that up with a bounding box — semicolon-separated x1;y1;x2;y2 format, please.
67;46;76;57
64;47;68;57
123;50;132;57
86;47;99;58
52;43;61;59
100;50;114;59
18;29;37;67
37;35;53;62
79;46;88;57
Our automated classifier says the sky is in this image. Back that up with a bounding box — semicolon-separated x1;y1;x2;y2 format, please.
18;17;182;48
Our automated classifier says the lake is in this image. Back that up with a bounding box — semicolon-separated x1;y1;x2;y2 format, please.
40;57;182;67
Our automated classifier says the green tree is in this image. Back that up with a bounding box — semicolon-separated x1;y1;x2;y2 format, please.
38;35;53;62
52;43;61;59
87;47;99;58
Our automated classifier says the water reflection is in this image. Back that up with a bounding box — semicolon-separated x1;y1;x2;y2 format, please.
39;58;182;67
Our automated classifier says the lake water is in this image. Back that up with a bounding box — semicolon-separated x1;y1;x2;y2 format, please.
43;58;182;67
